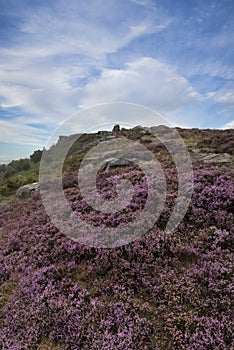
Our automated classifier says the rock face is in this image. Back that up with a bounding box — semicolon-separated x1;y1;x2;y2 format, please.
97;130;111;137
112;124;120;134
16;182;40;199
191;150;233;163
101;158;134;171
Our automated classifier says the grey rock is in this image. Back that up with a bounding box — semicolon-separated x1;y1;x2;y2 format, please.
101;158;134;171
105;135;117;140
150;125;171;134
97;130;111;137
112;124;120;134
192;151;233;163
16;182;40;199
132;125;150;134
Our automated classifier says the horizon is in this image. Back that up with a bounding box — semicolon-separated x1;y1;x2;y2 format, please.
1;123;233;165
0;0;234;161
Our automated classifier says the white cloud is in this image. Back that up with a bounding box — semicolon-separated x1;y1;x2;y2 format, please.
214;91;234;105
80;57;200;112
207;90;234;106
0;0;171;133
0;52;90;122
222;120;234;129
0;117;49;146
5;0;169;60
129;0;148;5
202;63;234;80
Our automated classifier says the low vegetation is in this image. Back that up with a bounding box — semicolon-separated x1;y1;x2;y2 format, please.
0;127;233;349
0;152;42;201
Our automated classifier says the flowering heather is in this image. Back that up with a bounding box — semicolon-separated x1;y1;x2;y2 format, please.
0;159;233;349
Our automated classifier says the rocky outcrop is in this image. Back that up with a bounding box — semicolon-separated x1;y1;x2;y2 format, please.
16;182;40;199
112;124;120;134
101;158;134;171
191;149;233;163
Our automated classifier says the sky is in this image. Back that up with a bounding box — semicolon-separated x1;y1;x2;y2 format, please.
0;0;234;162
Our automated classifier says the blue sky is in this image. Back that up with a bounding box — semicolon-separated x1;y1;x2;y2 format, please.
0;0;233;162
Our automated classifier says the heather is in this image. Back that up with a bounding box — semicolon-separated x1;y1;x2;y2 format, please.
0;156;233;349
1;127;233;204
176;128;234;155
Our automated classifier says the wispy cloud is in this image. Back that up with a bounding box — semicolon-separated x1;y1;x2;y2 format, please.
210;90;234;105
0;0;170;124
0;116;49;146
80;57;200;112
222;120;234;129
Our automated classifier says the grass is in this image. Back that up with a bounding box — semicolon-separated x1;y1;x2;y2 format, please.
37;339;63;350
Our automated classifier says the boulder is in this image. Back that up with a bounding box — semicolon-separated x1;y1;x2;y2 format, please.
101;158;134;171
112;124;120;134
132;125;150;134
191;150;233;163
16;182;40;199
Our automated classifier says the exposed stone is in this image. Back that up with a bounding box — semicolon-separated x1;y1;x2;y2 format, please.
16;182;40;199
192;150;233;163
97;130;111;137
112;124;120;134
101;158;134;171
131;125;150;135
150;125;172;135
105;135;117;140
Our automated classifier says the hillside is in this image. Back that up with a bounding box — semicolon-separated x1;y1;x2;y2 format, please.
0;126;233;349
